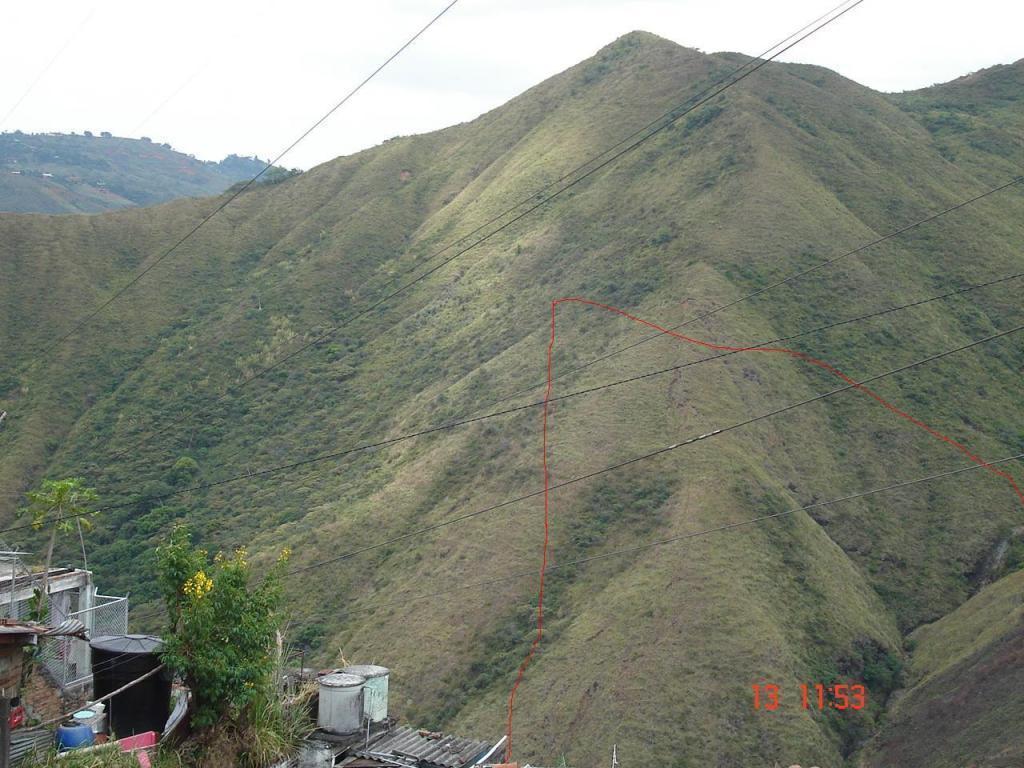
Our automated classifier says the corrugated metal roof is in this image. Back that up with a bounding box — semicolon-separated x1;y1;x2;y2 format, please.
41;618;87;637
0;618;87;638
11;727;52;766
354;726;494;768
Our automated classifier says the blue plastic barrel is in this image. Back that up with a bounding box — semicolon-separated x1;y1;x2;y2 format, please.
56;723;95;750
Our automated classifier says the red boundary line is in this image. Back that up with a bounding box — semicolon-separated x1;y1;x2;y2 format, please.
504;296;1024;759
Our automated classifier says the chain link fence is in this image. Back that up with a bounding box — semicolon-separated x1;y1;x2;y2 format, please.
0;555;129;692
86;594;129;638
38;594;129;689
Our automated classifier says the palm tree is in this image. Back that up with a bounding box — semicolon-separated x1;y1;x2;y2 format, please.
19;478;98;619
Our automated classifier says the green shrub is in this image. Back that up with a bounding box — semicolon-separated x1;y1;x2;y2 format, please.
167;456;200;486
682;104;724;135
156;525;289;729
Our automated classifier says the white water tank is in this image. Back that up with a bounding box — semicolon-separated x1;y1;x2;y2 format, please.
342;664;389;723
317;672;365;734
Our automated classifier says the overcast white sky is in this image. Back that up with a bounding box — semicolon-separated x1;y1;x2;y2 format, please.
1;1;1020;170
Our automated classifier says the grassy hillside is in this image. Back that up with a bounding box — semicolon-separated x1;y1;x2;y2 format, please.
891;57;1024;168
0;131;287;213
864;568;1024;767
1;33;1023;765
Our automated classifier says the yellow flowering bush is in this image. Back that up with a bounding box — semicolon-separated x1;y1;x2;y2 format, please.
183;570;214;600
157;525;289;729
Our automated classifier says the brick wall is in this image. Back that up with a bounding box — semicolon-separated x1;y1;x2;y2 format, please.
22;665;89;725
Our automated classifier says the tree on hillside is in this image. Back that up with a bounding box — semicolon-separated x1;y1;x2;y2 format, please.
20;478;98;617
157;525;305;766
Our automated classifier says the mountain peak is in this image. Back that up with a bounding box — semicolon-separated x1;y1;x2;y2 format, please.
594;29;702;59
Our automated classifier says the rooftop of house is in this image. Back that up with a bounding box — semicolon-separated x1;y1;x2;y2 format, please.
340;726;498;768
0;617;87;644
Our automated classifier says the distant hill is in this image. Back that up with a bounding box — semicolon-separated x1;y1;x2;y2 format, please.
0;131;291;213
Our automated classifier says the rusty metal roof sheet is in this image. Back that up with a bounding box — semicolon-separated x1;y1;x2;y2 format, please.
354;726;494;768
41;618;87;637
0;626;37;638
0;618;87;638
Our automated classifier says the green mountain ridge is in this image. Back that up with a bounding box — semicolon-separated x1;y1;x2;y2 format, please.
0;131;288;213
1;31;1023;765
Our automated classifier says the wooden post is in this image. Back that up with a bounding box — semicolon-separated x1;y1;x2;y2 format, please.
0;688;11;768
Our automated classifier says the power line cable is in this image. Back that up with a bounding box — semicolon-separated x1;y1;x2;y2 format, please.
298;451;1024;608
42;291;1024;629
34;0;461;356
137;34;1022;467
278;321;1024;575
103;0;861;363
10;270;1019;532
64;1;870;627
206;267;1024;483
107;167;1023;478
36;664;166;728
95;0;864;465
485;175;1024;409
0;8;96;130
119;450;1024;629
61;0;850;471
130;50;222;137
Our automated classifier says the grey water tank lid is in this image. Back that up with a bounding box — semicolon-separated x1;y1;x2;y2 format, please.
89;634;164;654
342;664;389;679
319;673;365;688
